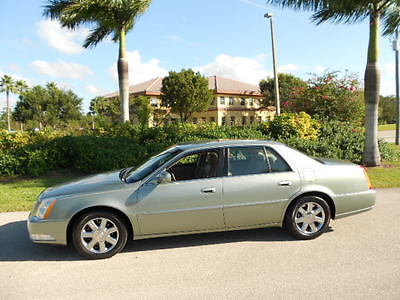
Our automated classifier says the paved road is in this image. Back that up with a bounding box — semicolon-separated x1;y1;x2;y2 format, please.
1;189;399;299
378;130;396;143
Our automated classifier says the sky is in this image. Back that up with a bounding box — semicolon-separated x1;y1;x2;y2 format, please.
0;0;398;112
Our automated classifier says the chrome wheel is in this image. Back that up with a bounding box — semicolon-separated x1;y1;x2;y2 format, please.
294;202;326;234
80;217;119;254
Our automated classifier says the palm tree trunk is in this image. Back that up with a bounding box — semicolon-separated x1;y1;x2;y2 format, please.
363;13;381;167
6;91;11;131
118;26;129;123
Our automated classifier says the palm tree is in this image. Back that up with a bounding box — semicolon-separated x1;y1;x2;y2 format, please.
0;75;17;131
44;0;152;123
267;0;400;166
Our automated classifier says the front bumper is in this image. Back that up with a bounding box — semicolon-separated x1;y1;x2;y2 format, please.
27;213;68;245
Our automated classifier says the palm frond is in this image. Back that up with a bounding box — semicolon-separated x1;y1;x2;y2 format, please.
382;2;400;35
266;0;328;11
83;26;113;48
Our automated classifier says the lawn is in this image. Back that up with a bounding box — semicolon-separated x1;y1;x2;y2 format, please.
0;171;85;212
378;124;396;131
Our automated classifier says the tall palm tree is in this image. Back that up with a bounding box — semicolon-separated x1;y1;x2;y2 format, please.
0;75;17;131
44;0;152;123
267;0;400;166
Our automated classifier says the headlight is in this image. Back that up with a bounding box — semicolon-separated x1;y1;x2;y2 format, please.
35;198;57;219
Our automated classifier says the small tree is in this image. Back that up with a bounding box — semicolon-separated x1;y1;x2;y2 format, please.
161;69;213;122
260;73;307;107
379;95;396;125
14;82;82;128
132;95;152;128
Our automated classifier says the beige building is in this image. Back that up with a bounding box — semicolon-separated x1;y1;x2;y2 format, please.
104;76;275;126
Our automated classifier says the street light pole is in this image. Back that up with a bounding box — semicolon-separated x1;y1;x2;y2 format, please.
394;29;400;145
265;12;280;116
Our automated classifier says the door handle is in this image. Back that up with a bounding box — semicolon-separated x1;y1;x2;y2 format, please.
278;181;292;186
201;187;217;193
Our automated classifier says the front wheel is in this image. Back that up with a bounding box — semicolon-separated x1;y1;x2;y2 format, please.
285;196;331;240
72;211;128;259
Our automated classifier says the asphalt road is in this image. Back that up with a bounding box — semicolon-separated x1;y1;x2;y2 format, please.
0;189;399;299
378;130;396;143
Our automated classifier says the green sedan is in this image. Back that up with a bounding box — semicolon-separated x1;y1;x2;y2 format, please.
28;140;376;259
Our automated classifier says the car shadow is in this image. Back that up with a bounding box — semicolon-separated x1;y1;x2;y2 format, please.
0;220;333;262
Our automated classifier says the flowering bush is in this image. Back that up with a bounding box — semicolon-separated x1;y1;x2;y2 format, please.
285;71;365;126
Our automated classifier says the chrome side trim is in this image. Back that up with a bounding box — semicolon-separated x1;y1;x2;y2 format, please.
140;205;223;215
223;199;287;208
334;190;376;198
335;205;375;218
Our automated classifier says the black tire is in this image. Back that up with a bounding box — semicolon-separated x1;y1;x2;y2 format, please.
285;196;331;240
72;211;128;259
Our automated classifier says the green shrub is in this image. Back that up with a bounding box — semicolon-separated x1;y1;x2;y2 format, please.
265;112;320;140
0;151;21;176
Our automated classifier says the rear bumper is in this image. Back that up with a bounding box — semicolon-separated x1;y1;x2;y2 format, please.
27;213;68;245
334;189;376;219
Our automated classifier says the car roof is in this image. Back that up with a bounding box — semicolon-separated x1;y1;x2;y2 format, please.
174;139;283;152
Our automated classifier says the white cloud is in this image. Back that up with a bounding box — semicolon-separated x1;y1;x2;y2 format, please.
196;54;271;84
86;84;105;96
30;60;93;80
254;53;268;62
38;20;89;54
109;50;168;84
315;65;327;73
278;63;300;73
382;63;395;76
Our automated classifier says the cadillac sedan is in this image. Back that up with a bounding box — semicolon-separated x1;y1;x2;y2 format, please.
28;140;376;259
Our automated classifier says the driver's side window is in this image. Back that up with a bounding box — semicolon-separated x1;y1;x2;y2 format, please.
167;150;220;182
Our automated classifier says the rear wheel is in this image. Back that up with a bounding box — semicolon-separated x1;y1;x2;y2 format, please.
72;211;128;259
285;196;331;240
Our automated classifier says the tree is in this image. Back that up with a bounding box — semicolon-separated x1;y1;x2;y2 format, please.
161;69;213;122
267;0;400;166
132;95;152;128
0;75;28;131
260;73;307;107
44;0;152;123
90;96;120;123
379;95;396;124
14;82;82;128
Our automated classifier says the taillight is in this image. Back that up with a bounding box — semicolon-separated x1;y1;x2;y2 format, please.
361;166;373;190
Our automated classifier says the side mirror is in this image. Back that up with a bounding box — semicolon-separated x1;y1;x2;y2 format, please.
156;171;172;184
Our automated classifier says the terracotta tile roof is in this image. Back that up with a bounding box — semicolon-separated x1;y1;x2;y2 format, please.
104;76;262;98
208;76;262;96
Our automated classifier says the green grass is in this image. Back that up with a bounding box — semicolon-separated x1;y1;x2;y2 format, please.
0;171;85;212
378;124;396;131
366;161;400;189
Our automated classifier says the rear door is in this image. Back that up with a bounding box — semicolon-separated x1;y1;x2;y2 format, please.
222;146;300;228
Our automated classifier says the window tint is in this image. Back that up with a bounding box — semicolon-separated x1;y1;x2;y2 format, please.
167;151;220;181
265;147;291;172
228;147;269;176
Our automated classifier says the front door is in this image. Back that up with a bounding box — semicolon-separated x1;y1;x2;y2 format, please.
136;150;225;235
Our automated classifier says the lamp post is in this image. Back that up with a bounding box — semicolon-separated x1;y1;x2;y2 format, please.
264;12;280;116
393;29;400;145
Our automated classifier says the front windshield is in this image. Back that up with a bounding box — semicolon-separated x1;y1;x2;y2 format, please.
126;148;181;183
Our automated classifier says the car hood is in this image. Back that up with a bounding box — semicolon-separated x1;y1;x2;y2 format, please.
40;171;133;199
